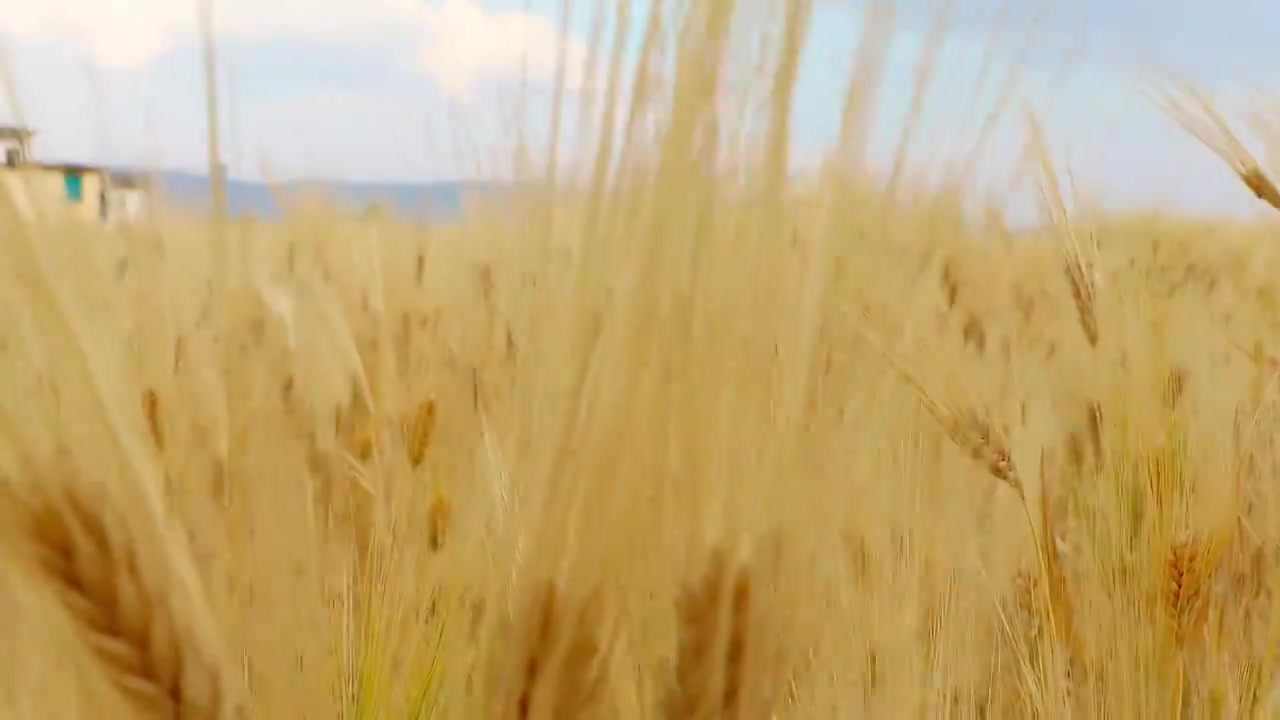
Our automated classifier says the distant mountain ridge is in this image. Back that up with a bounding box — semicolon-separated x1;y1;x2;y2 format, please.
139;169;497;220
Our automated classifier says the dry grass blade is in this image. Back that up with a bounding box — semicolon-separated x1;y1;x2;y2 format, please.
1148;78;1280;211
0;467;241;719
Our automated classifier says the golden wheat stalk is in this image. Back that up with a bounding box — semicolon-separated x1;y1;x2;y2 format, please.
0;468;241;719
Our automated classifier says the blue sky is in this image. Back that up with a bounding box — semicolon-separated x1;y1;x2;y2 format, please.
0;0;1274;218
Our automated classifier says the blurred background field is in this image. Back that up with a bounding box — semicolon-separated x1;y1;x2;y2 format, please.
5;1;1280;718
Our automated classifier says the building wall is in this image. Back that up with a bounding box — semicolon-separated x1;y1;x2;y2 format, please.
0;167;107;222
0;137;30;166
69;170;106;222
109;188;149;222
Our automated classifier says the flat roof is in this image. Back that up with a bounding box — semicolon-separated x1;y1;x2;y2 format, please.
27;161;104;174
108;171;152;189
2;158;152;184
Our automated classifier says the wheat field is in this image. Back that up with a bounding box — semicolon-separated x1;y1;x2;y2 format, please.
3;1;1280;718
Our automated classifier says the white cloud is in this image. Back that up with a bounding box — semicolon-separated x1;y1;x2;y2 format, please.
244;88;443;180
0;0;425;68
0;0;583;97
413;0;586;101
0;0;187;68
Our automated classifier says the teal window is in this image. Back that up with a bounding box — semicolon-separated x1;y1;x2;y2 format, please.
63;171;83;202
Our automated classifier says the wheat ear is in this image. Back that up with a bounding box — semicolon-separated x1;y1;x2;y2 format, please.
0;466;241;719
664;541;790;720
853;315;1021;492
1023;108;1100;348
854;318;1093;687
1165;534;1211;717
1149;79;1280;211
664;546;750;720
1165;535;1211;648
505;579;609;720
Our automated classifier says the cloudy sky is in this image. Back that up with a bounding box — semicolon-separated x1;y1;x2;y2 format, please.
0;0;1274;217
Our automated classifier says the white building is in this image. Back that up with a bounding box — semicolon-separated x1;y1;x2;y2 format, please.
107;172;152;223
0;125;34;166
0;124;154;224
